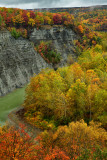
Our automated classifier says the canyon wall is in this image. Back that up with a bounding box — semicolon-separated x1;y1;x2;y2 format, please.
30;26;77;66
0;26;77;96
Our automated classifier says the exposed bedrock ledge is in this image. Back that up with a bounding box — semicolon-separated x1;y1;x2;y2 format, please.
0;30;52;96
0;27;78;96
30;26;78;66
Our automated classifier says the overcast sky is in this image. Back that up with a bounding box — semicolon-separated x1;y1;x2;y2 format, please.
0;0;106;9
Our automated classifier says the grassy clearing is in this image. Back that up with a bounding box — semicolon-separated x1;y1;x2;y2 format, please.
0;86;26;125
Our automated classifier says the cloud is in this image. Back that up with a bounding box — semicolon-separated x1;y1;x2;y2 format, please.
0;0;56;5
0;0;106;9
0;0;58;9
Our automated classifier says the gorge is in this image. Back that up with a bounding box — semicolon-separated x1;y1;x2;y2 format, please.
0;26;77;97
0;26;78;125
0;5;106;159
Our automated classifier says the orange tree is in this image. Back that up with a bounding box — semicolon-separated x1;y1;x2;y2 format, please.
0;124;70;160
39;120;107;160
0;124;36;160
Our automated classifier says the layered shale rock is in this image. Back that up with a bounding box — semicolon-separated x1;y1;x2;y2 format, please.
30;26;77;66
0;26;78;96
0;30;51;96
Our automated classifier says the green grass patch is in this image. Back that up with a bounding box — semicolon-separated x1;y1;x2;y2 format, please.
0;86;26;125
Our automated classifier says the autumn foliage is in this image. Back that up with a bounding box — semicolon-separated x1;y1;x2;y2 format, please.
0;124;70;159
35;41;61;64
0;7;74;36
0;6;107;160
0;120;106;160
24;44;107;129
0;124;36;159
39;120;107;160
0;6;105;54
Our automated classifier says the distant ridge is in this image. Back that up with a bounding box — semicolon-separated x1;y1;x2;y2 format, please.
27;5;107;13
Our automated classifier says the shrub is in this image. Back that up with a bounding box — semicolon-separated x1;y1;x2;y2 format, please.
0;14;5;29
10;27;21;39
35;41;61;64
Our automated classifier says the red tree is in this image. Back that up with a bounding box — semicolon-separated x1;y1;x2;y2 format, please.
53;13;62;25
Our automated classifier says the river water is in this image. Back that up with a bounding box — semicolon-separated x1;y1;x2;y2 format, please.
0;86;26;126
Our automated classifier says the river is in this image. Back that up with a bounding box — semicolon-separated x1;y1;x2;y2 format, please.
0;86;26;126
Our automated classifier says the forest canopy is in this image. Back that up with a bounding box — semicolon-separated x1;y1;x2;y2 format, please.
0;6;107;160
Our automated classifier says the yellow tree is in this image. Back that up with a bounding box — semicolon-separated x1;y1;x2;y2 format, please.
93;89;107;127
86;83;99;121
85;70;100;121
24;69;67;124
40;120;107;160
67;79;86;120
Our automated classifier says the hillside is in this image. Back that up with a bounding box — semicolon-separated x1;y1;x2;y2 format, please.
0;26;78;96
0;6;106;96
0;6;107;160
30;5;107;12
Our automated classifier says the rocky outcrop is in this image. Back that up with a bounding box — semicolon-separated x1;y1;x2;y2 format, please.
0;26;78;96
0;30;51;96
30;26;78;67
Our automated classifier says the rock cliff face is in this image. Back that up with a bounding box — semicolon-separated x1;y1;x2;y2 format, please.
0;26;77;96
0;30;51;96
30;26;77;66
